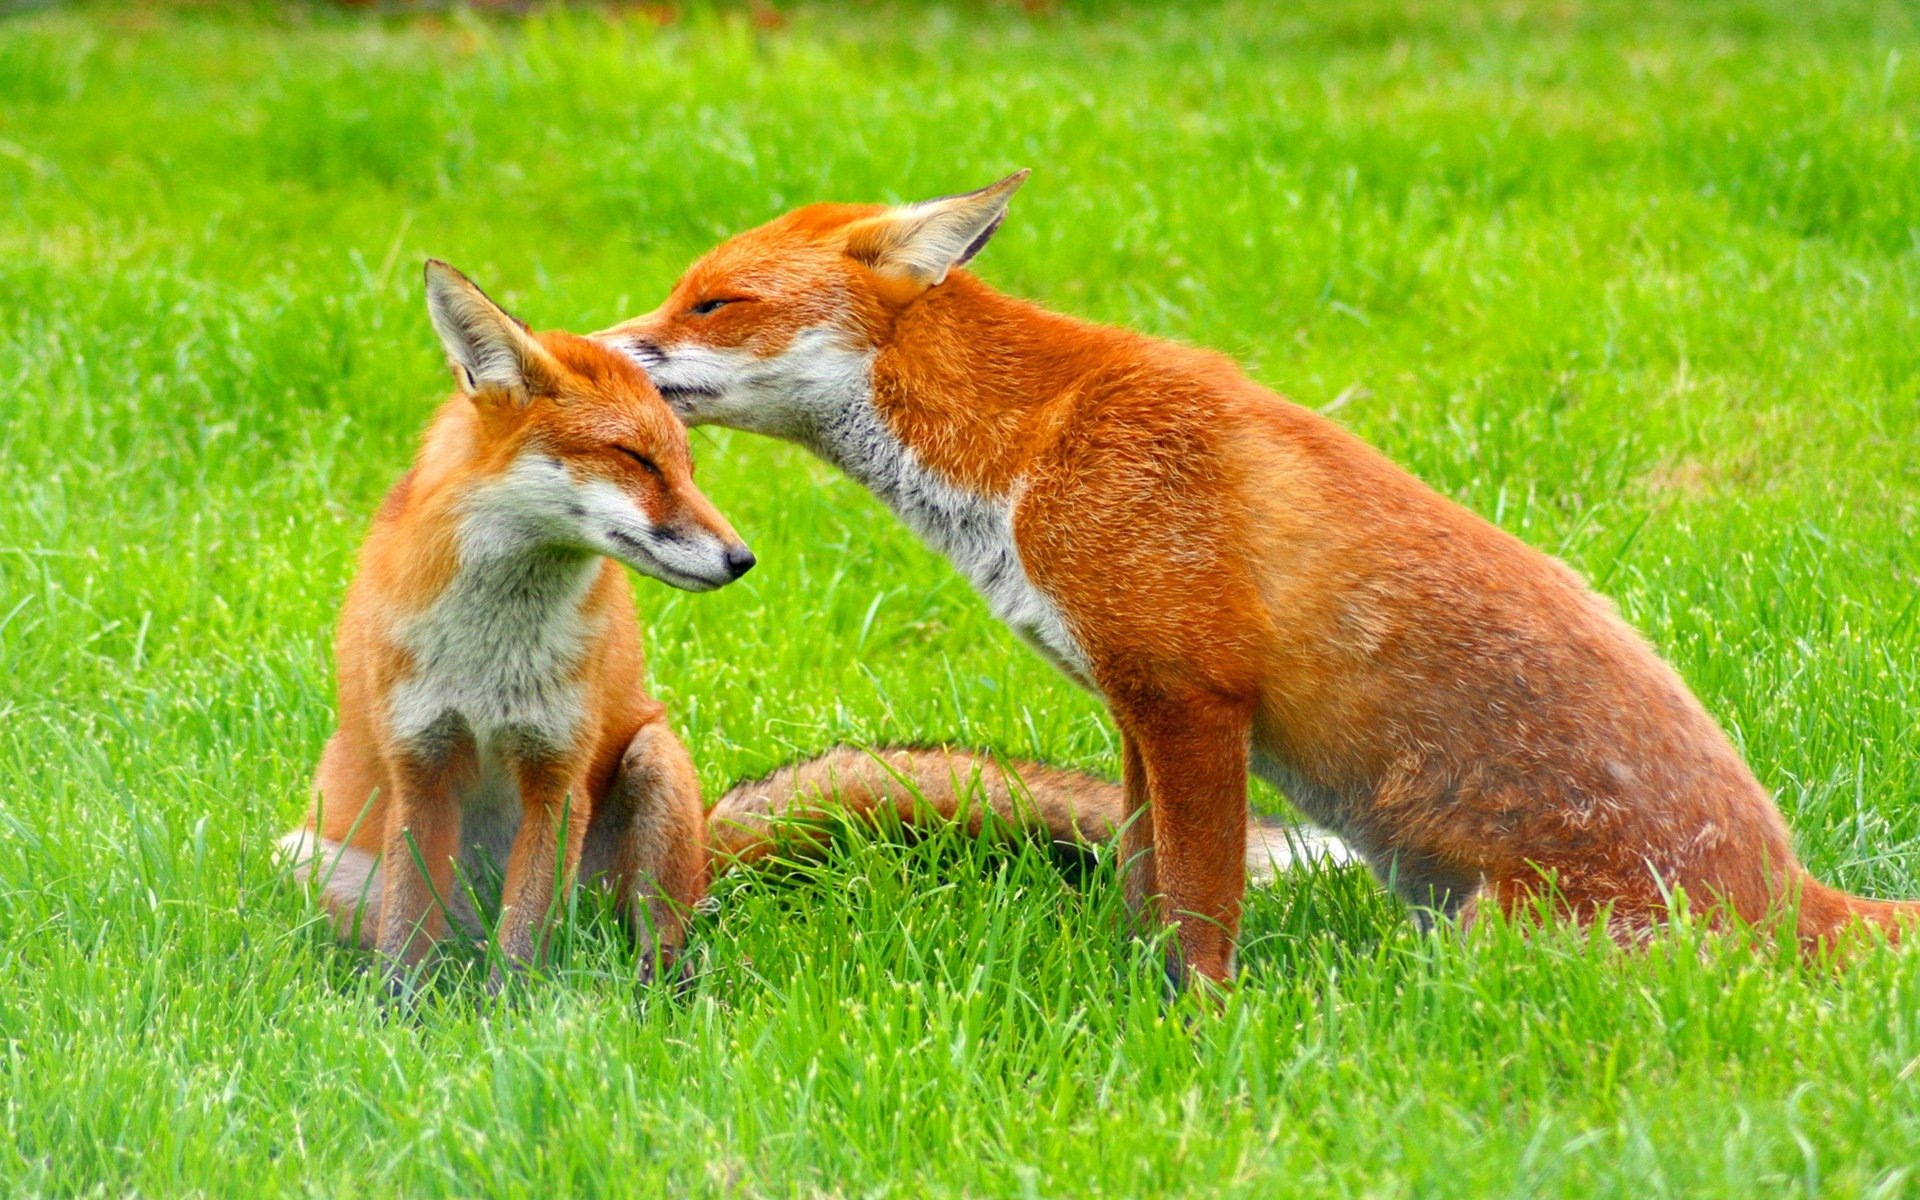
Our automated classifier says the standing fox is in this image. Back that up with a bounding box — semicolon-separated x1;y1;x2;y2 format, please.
598;172;1918;985
284;259;1282;988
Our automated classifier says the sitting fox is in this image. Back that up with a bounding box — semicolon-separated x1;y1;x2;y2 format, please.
280;260;1340;989
598;172;1917;985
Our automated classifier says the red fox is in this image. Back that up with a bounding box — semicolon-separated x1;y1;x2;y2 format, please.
281;260;1331;987
597;172;1917;985
279;259;761;990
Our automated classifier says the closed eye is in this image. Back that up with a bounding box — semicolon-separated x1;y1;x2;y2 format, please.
688;297;738;316
614;445;663;477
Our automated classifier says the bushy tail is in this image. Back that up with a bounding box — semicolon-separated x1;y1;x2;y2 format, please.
276;829;384;948
704;745;1354;881
1796;872;1920;949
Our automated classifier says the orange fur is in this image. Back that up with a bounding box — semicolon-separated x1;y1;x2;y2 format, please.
600;174;1917;984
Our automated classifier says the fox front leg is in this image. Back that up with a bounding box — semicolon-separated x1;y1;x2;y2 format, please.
492;761;591;990
374;764;461;1001
1114;694;1254;992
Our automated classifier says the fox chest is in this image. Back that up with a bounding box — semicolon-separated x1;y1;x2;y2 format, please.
824;410;1094;687
384;562;600;759
930;492;1093;687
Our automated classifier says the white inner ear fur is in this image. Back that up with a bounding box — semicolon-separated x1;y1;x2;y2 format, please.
872;200;1008;286
866;172;1026;286
425;267;539;393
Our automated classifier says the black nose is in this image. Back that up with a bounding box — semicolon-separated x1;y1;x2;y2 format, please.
622;337;664;366
724;545;756;579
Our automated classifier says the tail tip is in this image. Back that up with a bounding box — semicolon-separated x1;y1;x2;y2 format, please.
1246;821;1358;883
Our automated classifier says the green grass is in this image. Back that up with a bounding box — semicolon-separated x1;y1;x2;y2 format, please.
4;0;1920;1194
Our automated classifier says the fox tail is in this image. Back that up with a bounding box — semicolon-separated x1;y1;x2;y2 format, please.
705;745;1354;882
1795;871;1920;950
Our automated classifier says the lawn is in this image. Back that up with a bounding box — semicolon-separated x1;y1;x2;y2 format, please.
3;0;1919;1194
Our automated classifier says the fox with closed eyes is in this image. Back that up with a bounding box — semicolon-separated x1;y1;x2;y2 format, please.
597;172;1917;986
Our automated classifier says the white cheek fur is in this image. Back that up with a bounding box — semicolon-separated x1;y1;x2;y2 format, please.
573;476;654;543
643;327;875;443
639;344;743;411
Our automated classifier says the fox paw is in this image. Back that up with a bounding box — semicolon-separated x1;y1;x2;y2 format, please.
635;948;695;998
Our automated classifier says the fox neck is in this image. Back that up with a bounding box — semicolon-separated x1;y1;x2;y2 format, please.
386;453;606;674
785;275;1100;688
428;461;609;647
804;273;1088;499
384;490;607;752
444;509;602;620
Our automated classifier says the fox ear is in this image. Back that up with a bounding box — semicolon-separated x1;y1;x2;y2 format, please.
423;259;551;399
846;169;1029;288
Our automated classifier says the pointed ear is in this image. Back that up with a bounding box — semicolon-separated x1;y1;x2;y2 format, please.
422;259;552;399
846;169;1029;288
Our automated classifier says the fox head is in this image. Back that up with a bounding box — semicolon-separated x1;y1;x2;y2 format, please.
424;260;754;591
596;171;1027;438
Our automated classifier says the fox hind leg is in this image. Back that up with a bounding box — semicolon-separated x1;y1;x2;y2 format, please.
585;719;709;986
1372;848;1483;933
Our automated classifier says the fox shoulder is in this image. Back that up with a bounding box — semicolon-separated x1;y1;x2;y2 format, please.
374;470;416;525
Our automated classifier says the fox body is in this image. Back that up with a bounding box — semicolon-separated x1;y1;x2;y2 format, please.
283;261;757;986
600;173;1916;983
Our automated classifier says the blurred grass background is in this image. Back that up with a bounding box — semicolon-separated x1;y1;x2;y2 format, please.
2;2;1918;1195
